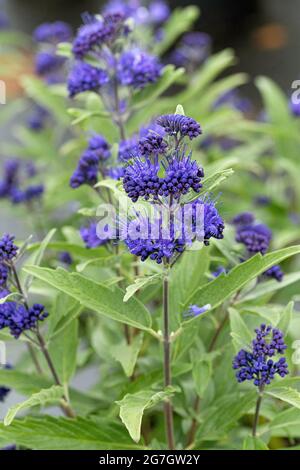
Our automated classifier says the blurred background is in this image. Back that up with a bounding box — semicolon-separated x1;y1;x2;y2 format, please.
1;0;300;97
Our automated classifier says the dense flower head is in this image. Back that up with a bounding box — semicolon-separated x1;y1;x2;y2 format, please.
0;159;43;205
190;199;225;245
233;324;288;387
88;134;111;161
104;0;170;25
80;222;109;248
123;157;160;202
170;32;211;68
70;151;99;189
0;302;48;339
117;49;162;89
72;14;126;58
160;156;204;199
0;234;18;262
139;132;168;156
236;223;272;255
0;364;12;402
67;61;109;98
35;52;65;76
156;114;201;140
125;216;185;264
33;21;72;43
263;264;284;282
232;212;255;226
118;137;139;162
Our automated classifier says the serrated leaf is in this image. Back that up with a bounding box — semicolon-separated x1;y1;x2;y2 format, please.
0;416;145;449
23;266;152;332
4;385;64;426
117;387;179;442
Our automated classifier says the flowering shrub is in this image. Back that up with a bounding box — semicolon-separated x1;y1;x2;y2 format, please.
1;0;300;454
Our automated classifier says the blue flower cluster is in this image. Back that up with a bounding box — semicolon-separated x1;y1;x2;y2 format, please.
0;234;18;262
170;32;211;69
27;105;50;132
104;0;170;26
70;134;111;188
33;21;72;43
0;159;44;205
68;12;162;99
123;115;204;202
67;61;109;98
0;302;48;339
117;49;162;89
35;52;65;77
233;324;288;387
234;212;283;281
80;222;110;249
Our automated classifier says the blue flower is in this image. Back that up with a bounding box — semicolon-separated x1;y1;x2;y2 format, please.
67;61;109;98
0;263;9;287
263;265;284;282
80;222;109;248
72;14;126;58
183;304;211;318
191;199;225;245
139;132;167;156
212;266;227;278
233;324;288;387
0;234;18;262
88;134;111;161
27;105;49;132
160;155;204;199
33;21;72;43
170;32;211;68
123;157;160;202
0;302;48;339
156;114;201;140
232;212;255;226
236;223;272;255
35;52;65;76
118;137;139;162
59;252;73;265
70;151;99;189
117;49;162;89
106;166;125;180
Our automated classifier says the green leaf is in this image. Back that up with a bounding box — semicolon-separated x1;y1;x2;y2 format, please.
0;369;100;415
237;272;300;303
111;334;144;377
0;416;145;450
23;228;56;291
184;168;234;203
124;274;161;302
183;246;300;321
49;319;78;384
21;76;69;125
243;436;269;450
196;391;256;441
277;301;294;334
229;308;253;353
154;6;199;55
4;385;64;426
265;387;300;409
117;387;179;442
131;65;185;109
23;266;152;332
192;357;212;398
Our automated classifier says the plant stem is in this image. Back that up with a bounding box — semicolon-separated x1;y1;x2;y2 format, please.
162;270;175;450
252;386;264;437
113;77;126;141
36;330;76;418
